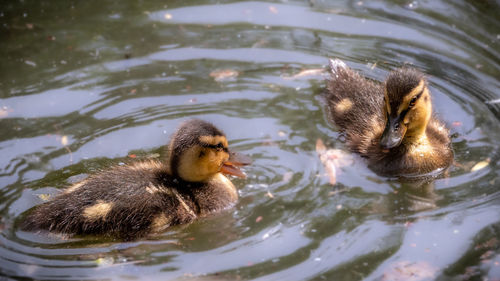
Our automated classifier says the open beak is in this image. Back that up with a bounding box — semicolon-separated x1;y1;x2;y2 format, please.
220;151;252;178
380;115;407;150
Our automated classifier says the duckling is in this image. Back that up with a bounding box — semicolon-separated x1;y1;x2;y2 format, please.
21;119;251;240
324;59;453;177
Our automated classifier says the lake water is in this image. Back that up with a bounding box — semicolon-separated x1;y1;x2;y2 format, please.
1;0;500;280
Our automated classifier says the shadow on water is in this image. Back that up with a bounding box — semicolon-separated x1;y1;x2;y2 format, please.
1;0;500;280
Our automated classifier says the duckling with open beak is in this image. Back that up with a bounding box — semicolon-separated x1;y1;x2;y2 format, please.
21;119;251;240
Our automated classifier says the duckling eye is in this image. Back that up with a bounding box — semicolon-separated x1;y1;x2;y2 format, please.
409;96;418;108
409;91;424;108
216;143;223;150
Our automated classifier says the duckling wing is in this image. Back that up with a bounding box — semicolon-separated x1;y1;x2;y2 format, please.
325;60;385;154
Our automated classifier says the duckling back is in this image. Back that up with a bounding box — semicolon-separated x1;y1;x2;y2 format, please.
21;161;238;240
21;119;249;240
325;59;386;154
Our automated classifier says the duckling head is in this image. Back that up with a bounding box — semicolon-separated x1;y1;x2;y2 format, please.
380;68;432;150
167;119;251;182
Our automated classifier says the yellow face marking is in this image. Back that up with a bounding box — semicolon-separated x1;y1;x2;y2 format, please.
150;213;172;232
405;87;432;138
199;135;228;148
64;181;86;194
398;79;425;115
177;146;229;182
83;200;114;221
335;98;353;114
177;136;231;182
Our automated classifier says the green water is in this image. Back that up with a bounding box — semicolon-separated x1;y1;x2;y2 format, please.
1;0;500;280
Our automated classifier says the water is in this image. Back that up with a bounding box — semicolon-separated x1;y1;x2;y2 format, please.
1;0;500;280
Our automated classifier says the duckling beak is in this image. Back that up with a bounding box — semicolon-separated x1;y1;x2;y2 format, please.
221;151;252;178
380;115;407;150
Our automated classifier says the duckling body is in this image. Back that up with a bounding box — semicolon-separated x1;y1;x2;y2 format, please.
325;59;452;176
21;120;250;240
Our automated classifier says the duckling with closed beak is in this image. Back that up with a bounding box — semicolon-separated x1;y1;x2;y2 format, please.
21;119;251;240
325;59;453;177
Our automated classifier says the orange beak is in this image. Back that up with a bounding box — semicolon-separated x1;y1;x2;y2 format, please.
220;151;252;178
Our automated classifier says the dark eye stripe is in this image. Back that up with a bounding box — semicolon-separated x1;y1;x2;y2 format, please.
400;108;410;120
201;143;217;149
400;88;425;120
201;143;228;152
409;89;424;107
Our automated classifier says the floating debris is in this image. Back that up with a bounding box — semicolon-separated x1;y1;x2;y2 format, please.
316;138;327;153
269;6;278;14
324;158;337;185
281;171;293;183
95;257;114;267
383;261;437;281
405;1;419;10
261;224;280;240
58;134;73;163
282;68;325;80
316;139;353;185
256;216;263;223
265;191;274;199
366;62;378;70
210;69;239;81
38;194;51;201
471;158;490;172
486;98;500;104
0;107;12;118
164;13;173;20
61;135;69;146
24;60;37;67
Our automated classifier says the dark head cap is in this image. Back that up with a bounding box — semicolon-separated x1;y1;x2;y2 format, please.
170;119;225;154
385;68;425;112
